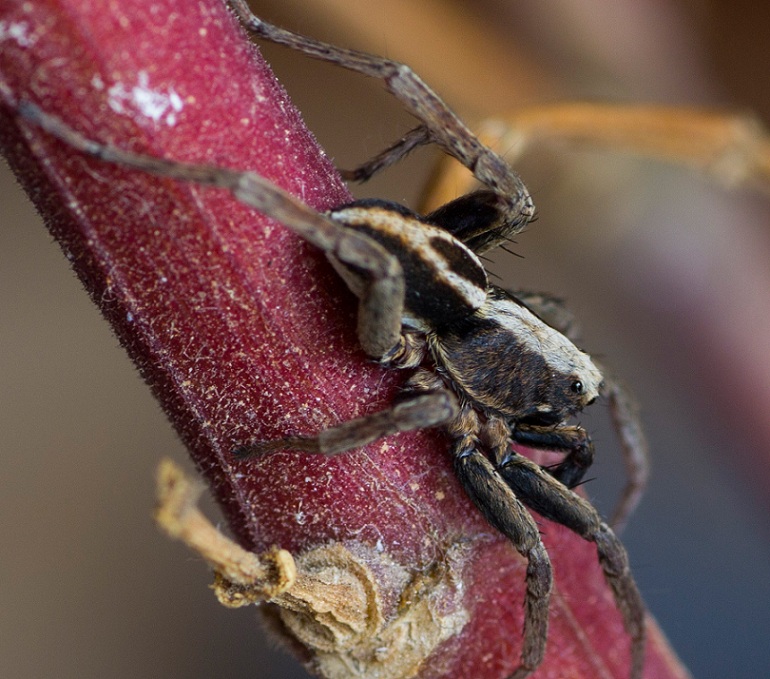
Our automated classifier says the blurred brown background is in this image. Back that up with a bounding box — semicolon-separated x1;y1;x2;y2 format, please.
3;0;770;677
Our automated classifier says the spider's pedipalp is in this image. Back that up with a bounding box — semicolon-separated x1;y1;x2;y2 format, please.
515;291;650;532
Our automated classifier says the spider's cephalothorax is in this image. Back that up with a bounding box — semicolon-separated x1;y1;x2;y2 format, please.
15;2;648;677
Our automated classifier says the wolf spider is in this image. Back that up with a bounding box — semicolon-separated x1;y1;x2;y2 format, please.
12;1;658;676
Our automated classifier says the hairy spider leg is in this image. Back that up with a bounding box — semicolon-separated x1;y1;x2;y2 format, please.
496;450;646;678
515;291;649;532
16;102;409;360
233;391;457;459
448;410;552;679
228;0;535;234
339;125;432;183
480;389;637;674
604;377;650;531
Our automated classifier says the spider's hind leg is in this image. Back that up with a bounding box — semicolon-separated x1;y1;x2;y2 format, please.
16;101;409;361
339;126;432;183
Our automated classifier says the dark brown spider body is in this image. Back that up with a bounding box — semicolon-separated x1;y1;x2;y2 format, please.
328;198;602;428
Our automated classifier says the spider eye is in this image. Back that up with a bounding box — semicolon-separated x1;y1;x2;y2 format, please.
570;380;584;395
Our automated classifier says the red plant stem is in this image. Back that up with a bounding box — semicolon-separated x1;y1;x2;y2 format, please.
0;0;691;677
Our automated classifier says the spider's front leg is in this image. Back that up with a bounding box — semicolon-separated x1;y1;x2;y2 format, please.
515;291;650;531
495;438;646;679
448;411;553;679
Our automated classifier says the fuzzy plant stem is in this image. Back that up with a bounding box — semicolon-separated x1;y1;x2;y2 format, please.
0;1;692;677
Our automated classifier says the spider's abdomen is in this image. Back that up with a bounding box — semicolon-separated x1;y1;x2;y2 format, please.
327;200;488;330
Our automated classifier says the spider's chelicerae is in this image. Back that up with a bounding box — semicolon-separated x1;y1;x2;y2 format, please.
16;2;649;677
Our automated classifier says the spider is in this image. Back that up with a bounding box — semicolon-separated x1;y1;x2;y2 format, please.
14;2;647;677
